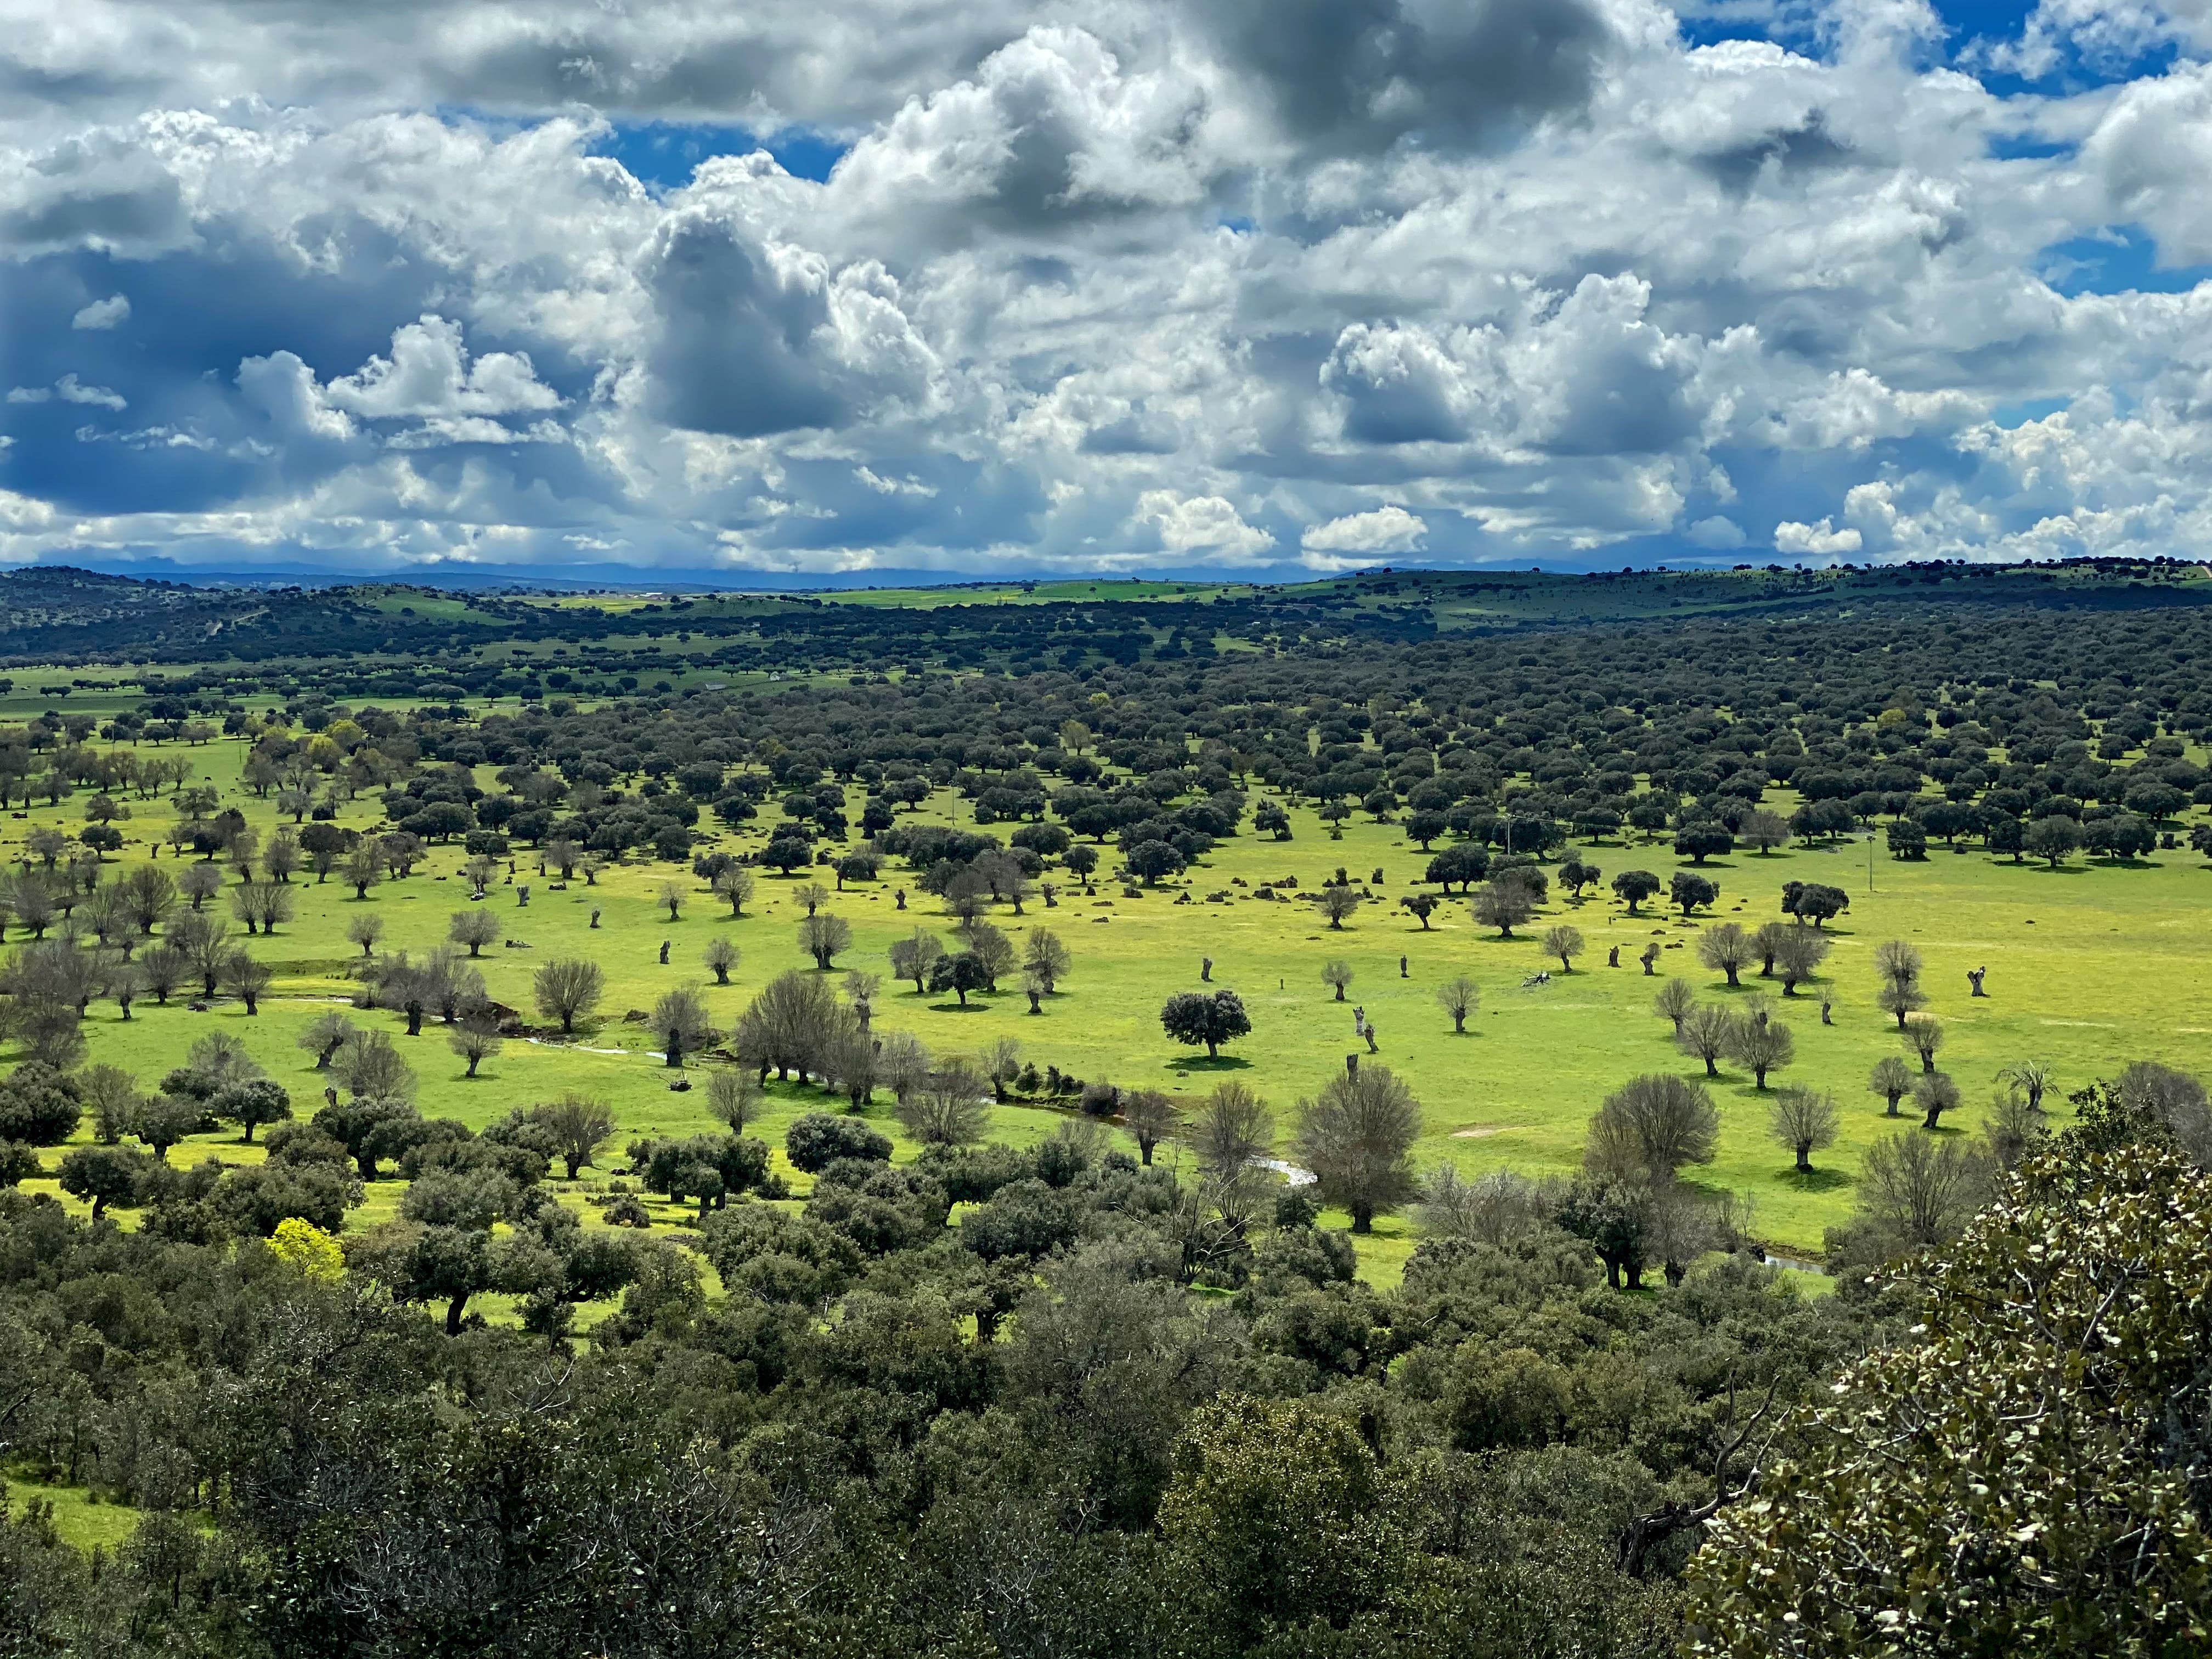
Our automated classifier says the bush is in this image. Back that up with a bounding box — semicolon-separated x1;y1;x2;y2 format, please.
961;1177;1084;1262
0;1064;82;1144
921;1142;1034;1204
785;1113;893;1173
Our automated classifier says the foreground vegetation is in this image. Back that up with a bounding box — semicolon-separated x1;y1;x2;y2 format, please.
2;559;2211;1652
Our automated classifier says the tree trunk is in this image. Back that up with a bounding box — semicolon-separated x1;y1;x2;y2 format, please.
405;1005;423;1036
1795;1144;1812;1172
1351;1204;1372;1234
446;1294;469;1336
665;1036;682;1068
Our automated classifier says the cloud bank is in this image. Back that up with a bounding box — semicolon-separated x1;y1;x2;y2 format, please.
3;0;2212;574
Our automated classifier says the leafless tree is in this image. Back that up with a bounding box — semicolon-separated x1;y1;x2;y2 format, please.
1435;975;1479;1034
1769;1088;1839;1172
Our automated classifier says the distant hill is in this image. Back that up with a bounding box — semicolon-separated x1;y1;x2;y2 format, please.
3;557;2210;675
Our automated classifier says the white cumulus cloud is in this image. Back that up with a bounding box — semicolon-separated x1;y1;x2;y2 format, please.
1774;517;1864;556
71;295;131;330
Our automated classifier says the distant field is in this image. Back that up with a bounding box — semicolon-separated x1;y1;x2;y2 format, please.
7;727;2205;1293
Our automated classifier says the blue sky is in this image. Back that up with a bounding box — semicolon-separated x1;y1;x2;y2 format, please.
4;0;2212;578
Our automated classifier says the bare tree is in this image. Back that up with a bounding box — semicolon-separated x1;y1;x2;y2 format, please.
1296;1062;1422;1232
1022;929;1071;994
1913;1070;1962;1130
1471;879;1532;939
1435;975;1479;1034
1771;926;1830;996
797;912;853;970
178;917;234;996
139;944;187;1005
1696;922;1754;988
1677;1002;1733;1077
1857;1131;1989;1250
1654;977;1696;1035
299;1011;357;1070
1542;924;1584;972
1903;1015;1945;1074
713;865;756;916
889;929;946;994
842;970;879;1031
703;936;739;985
1872;939;1923;990
448;1013;503;1077
658;881;686;922
1320;959;1353;1001
341;847;381;899
1120;1088;1181;1164
1769;1087;1838;1171
346;912;385;958
334;1028;417;1102
1417;1166;1548;1245
705;1068;763;1135
533;957;605;1034
448;909;500;957
1869;1055;1914;1117
792;882;830;917
652;986;718;1068
221;951;273;1014
898;1061;989;1147
179;860;223;911
1727;1011;1796;1090
733;971;844;1084
964;921;1015;990
875;1030;932;1103
264;832;301;884
1317;887;1361;929
1189;1080;1273;1181
983;1036;1023;1102
1876;979;1928;1029
533;1093;616;1179
1584;1073;1720;1183
1751;920;1786;978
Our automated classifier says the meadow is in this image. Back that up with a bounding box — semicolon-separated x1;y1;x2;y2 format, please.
8;701;2205;1299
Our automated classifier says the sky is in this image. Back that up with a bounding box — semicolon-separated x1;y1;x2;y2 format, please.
5;0;2212;580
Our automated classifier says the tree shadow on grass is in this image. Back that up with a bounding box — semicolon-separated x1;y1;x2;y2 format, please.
1165;1054;1253;1073
1776;1167;1851;1194
928;1001;994;1014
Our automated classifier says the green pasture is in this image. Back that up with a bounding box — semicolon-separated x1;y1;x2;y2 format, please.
5;726;2210;1294
4;1477;146;1551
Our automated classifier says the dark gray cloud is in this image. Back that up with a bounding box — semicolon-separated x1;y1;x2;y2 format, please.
643;214;857;436
1693;112;1855;192
1198;0;1616;155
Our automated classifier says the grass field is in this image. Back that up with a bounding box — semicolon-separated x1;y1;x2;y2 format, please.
6;724;2208;1298
4;1477;145;1551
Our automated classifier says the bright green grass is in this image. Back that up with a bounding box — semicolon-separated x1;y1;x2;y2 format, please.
8;733;2211;1293
4;1477;143;1550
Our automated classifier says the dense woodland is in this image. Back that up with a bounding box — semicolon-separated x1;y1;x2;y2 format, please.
2;562;2211;1655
